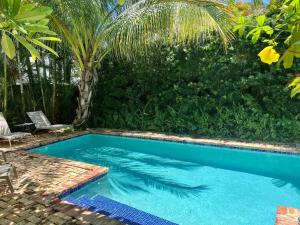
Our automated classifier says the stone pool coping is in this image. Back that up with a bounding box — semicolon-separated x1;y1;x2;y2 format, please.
2;129;300;225
91;129;300;155
6;128;300;156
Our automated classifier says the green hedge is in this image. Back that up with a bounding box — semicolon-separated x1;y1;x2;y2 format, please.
3;84;77;126
90;40;300;143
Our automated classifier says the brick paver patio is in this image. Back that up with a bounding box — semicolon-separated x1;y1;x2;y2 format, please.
0;131;123;225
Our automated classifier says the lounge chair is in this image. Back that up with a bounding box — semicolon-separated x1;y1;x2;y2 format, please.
0;163;18;193
27;111;71;132
0;113;31;148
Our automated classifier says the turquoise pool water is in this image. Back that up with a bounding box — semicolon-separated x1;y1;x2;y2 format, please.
31;134;300;225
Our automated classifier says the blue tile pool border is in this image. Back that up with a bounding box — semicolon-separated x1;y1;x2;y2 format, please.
58;173;107;199
58;173;177;225
62;194;178;225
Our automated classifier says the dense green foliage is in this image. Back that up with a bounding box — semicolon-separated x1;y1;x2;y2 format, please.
4;83;77;125
90;40;300;143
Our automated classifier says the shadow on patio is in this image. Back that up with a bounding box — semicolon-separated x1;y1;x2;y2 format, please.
0;142;120;225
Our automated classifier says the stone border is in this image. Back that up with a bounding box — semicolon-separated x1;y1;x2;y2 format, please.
4;128;300;156
91;129;300;155
0;130;90;156
21;130;91;151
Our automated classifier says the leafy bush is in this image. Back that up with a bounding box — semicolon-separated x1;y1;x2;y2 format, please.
234;0;300;96
90;39;300;143
4;83;77;126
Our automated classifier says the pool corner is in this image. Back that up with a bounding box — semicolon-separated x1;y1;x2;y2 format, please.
276;206;300;225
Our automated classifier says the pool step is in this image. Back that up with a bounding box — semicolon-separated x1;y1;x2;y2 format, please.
64;194;178;225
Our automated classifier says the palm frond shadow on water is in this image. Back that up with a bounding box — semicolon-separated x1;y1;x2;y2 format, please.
75;147;209;198
93;147;201;170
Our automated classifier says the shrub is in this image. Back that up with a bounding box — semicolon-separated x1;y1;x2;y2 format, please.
90;39;300;143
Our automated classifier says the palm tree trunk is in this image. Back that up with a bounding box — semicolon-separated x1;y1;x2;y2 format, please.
17;44;25;116
26;57;35;85
26;56;36;109
36;60;47;113
52;60;57;122
3;54;7;113
73;68;96;126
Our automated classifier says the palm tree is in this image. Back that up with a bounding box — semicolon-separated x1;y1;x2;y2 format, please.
41;0;234;126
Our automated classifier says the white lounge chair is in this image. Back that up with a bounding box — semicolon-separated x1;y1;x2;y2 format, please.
0;163;18;193
0;113;31;148
27;111;71;132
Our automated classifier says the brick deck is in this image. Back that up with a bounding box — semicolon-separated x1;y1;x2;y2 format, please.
1;129;300;225
0;131;123;225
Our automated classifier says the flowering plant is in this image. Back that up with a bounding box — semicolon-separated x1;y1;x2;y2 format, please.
234;0;300;97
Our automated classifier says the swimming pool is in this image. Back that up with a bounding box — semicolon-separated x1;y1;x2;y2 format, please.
31;134;300;225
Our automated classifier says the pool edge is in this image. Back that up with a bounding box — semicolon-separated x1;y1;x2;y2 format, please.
90;129;300;156
15;129;300;156
275;206;300;225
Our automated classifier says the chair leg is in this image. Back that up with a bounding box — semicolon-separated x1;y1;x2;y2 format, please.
5;177;14;193
8;140;12;149
2;152;7;162
12;166;18;179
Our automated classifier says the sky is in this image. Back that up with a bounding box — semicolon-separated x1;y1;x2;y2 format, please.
243;0;270;3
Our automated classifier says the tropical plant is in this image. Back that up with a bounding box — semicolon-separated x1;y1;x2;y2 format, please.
0;0;60;113
0;0;60;60
41;0;234;126
234;0;300;97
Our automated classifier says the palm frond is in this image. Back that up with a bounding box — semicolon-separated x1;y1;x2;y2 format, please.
36;0;234;66
107;0;234;58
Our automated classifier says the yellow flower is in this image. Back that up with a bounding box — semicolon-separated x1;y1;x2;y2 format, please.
258;46;280;65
